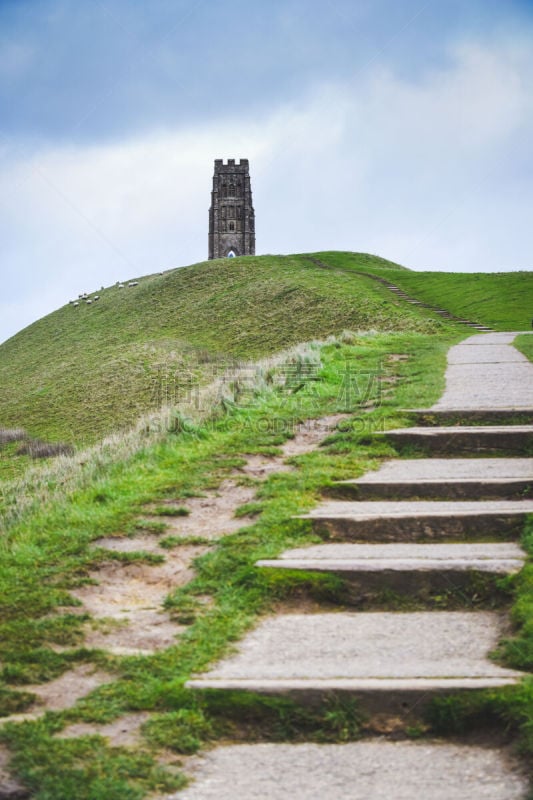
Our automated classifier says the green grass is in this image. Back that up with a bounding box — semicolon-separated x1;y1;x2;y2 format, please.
151;505;190;517
515;334;533;363
313;251;533;331
0;330;466;798
0;253;442;451
0;444;32;482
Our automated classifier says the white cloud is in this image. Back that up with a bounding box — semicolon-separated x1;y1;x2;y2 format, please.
1;35;532;343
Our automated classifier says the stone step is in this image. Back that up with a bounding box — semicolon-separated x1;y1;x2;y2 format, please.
431;334;533;411
405;409;533;425
256;542;524;596
171;742;529;800
377;285;495;330
381;425;533;455
333;458;533;500
187;612;522;716
334;478;532;500
299;500;533;541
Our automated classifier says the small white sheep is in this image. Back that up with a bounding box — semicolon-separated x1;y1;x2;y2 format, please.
73;301;79;307
86;299;92;305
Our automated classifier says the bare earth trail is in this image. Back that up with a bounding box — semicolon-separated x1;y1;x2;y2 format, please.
179;333;533;799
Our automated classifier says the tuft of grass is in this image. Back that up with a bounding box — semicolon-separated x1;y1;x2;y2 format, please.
0;428;27;444
133;520;168;535
234;501;265;518
142;709;213;754
0;720;185;799
16;440;75;459
151;505;190;517
0;685;36;717
160;535;211;549
515;334;533;364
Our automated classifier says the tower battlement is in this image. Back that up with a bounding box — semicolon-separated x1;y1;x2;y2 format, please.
213;158;249;170
208;158;255;259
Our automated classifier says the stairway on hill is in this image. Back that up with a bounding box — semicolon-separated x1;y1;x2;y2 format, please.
359;271;495;332
305;255;496;332
176;332;532;799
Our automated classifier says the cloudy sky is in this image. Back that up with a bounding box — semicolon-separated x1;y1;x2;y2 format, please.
1;0;532;343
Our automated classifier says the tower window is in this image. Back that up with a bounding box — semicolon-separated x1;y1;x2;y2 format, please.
228;184;236;197
229;221;235;231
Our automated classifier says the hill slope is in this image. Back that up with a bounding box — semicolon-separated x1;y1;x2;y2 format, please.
0;253;438;449
315;252;533;331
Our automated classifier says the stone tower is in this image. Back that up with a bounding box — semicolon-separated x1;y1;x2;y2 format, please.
208;158;255;259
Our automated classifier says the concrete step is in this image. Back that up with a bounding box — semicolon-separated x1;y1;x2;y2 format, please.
333;458;533;500
334;478;532;500
299;500;533;541
405;409;533;425
256;542;524;596
187;611;522;716
171;741;528;800
431;334;533;411
381;425;533;455
378;286;494;330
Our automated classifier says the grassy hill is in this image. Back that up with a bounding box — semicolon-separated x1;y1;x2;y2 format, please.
0;252;532;798
1;250;532;468
315;252;533;330
0;253;438;453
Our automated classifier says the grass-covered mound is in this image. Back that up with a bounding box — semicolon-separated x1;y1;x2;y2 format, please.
0;253;437;451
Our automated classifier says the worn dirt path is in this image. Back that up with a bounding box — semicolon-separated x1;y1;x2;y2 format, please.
0;415;348;798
